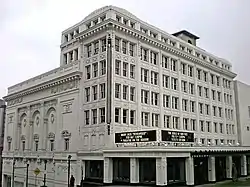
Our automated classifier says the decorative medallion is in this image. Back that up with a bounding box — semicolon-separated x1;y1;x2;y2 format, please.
21;135;26;141
48;132;55;140
61;130;71;139
51;114;55;124
7;136;12;142
35;117;39;126
33;134;39;141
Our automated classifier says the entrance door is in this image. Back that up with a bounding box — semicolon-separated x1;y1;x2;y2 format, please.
139;158;156;184
85;160;104;182
233;156;241;177
167;158;185;185
194;157;208;185
215;156;226;181
113;158;130;184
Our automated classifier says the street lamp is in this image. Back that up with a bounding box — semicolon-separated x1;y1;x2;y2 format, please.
68;155;72;187
42;159;47;187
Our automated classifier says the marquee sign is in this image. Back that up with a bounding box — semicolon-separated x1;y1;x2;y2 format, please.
115;130;157;143
161;130;194;142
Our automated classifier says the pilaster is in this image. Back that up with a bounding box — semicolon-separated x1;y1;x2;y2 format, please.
130;158;139;184
104;157;113;184
156;157;167;186
226;155;232;179
185;157;194;186
208;156;216;183
43;118;48;150
241;155;247;176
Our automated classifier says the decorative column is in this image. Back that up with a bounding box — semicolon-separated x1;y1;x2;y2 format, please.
185;157;194;186
103;157;113;184
43;118;48;150
241;155;247;176
156;157;167;186
208;156;216;183
16;122;21;150
130;158;139;184
226;155;232;179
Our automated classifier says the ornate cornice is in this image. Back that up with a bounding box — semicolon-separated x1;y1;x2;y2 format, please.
4;71;82;102
76;20;236;78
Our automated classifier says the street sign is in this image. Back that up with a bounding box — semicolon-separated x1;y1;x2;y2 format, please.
34;168;40;176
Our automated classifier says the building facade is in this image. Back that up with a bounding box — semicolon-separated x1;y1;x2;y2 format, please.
234;80;250;146
2;5;250;187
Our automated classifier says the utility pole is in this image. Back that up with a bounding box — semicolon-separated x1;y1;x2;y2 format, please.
26;163;29;187
68;155;72;187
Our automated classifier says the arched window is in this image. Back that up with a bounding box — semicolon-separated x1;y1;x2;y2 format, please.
188;40;192;44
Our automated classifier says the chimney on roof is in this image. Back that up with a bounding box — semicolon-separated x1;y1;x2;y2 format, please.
172;30;199;46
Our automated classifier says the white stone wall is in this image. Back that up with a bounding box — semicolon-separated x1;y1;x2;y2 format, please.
234;80;250;146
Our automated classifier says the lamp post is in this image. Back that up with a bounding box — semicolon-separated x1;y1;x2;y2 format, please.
68;155;72;187
42;160;47;187
26;162;29;187
11;158;15;187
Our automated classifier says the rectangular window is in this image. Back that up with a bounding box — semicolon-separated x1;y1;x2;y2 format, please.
172;117;179;129
198;86;202;97
181;81;188;93
213;106;216;116
191;119;196;131
204;71;208;82
163;75;169;88
115;108;120;123
141;47;148;62
217;91;221;102
199;103;203;114
141;68;149;82
207;121;211;132
86;65;91;79
141;112;149;126
152;113;159;127
92;109;97;124
200;121;204;132
190;101;195;113
85;87;90;102
35;141;39;151
101;38;106;52
164;115;170;128
123;109;128;124
212;90;216;100
181;62;186;75
183;118;188;130
130;87;135;101
129;43;135;56
151;71;158;85
115;38;120;52
100;60;106;75
92;85;98;100
205;104;210;115
188;65;193;77
197;69;201;80
171;59;177;71
64;139;69;151
220;123;223;133
151;92;159;106
130;64;135;79
85;110;89;125
162;56;168;69
115;83;121;98
218;107;222;117
172;96;179;109
204;87;209;98
122;40;127;54
216;76;220;86
100;108;105;123
50;140;54;151
171;78;178;90
141;90;149;104
189;83;194;95
163;95;170;108
123;62;128;77
115;60;121;75
93;63;98;78
214;122;217;133
150;51;157;65
123;85;128;100
130;110;135;125
22;141;25;151
94;41;99;54
8;142;11;151
100;83;105;99
182;99;188;111
87;44;92;57
211;74;215;84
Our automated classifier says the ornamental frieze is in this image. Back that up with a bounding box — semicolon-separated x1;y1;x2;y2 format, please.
8;98;23;106
51;80;78;94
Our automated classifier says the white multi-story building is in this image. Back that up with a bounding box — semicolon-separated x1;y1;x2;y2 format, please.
2;5;250;187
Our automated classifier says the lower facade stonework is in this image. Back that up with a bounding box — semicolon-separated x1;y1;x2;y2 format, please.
2;151;250;187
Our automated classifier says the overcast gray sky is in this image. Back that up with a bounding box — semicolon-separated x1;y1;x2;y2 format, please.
1;0;250;97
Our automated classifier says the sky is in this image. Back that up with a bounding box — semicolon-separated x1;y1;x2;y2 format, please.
1;0;250;97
